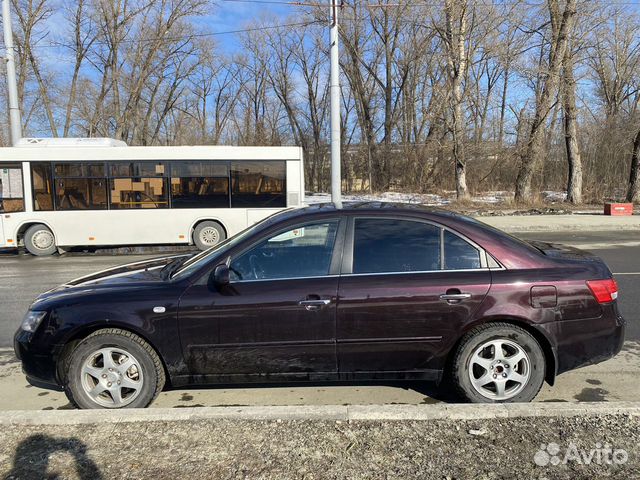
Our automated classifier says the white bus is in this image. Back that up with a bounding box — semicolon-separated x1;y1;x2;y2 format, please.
0;138;304;255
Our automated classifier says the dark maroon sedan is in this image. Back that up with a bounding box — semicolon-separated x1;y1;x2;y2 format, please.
15;203;624;408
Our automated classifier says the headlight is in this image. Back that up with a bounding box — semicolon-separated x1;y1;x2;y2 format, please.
21;311;47;333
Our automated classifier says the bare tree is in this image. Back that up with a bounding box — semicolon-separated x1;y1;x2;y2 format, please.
12;0;57;135
627;128;640;202
5;0;640;203
440;0;470;199
561;36;582;203
514;0;577;203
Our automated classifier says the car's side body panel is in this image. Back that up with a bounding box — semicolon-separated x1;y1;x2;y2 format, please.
14;283;188;386
336;270;491;377
177;276;339;380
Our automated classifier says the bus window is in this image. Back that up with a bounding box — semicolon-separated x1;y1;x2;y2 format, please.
55;163;105;178
230;161;286;208
0;164;25;213
170;161;229;208
31;163;54;211
54;163;107;210
110;162;166;177
109;178;168;209
109;161;169;209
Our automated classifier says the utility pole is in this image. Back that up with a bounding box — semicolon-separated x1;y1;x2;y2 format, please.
329;0;341;208
2;0;22;146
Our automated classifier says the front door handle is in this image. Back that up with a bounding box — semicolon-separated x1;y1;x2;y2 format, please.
439;293;472;304
298;299;332;310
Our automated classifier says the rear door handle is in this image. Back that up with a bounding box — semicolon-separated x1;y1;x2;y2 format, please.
439;293;472;303
298;299;332;310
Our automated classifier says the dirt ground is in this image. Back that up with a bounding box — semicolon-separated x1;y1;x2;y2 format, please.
1;414;638;479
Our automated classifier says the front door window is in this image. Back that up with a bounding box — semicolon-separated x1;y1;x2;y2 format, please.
229;221;339;281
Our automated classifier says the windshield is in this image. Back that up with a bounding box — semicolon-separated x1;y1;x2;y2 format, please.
172;210;291;279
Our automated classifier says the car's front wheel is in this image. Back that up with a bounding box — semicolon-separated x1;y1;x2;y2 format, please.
64;328;165;409
452;323;546;403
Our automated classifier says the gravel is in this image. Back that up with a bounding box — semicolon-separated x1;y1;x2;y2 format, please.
1;414;638;479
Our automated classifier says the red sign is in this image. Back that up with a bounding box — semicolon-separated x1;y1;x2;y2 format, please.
604;203;633;216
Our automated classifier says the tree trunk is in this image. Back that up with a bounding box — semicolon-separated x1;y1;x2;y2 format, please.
562;46;582;204
445;0;470;200
514;0;576;203
498;64;510;147
626;127;640;203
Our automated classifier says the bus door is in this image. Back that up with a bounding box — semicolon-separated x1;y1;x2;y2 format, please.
0;163;26;247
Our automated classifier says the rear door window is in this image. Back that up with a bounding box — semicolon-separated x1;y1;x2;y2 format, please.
443;230;481;270
352;218;441;274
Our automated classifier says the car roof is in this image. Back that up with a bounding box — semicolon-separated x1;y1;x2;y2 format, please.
277;201;475;225
293;201;453;216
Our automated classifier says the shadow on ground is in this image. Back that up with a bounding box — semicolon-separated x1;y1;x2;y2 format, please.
3;434;102;480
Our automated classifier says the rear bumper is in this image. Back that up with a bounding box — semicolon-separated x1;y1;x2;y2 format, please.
541;304;625;376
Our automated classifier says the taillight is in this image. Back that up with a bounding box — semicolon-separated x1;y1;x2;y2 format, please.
586;279;618;304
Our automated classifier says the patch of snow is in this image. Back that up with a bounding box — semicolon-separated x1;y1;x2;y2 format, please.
306;190;568;206
472;191;511;204
541;191;568;202
305;192;450;206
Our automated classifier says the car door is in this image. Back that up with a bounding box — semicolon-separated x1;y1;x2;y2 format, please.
178;218;345;380
336;216;491;378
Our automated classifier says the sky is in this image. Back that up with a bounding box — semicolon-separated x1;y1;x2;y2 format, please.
199;1;295;53
0;0;303;75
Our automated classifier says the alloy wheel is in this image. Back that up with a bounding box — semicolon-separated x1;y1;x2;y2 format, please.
80;347;144;408
467;339;531;400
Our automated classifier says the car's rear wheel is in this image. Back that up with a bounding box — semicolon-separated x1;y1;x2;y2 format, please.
64;329;165;409
452;323;545;403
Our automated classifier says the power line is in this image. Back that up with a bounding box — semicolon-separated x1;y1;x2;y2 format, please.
220;0;640;11
349;0;640;7
16;20;320;50
221;0;326;5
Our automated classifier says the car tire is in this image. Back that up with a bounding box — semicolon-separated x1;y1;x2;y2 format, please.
64;328;165;409
193;221;226;251
452;323;545;403
24;224;57;256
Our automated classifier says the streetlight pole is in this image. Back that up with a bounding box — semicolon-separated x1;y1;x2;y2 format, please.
2;0;22;146
329;0;341;208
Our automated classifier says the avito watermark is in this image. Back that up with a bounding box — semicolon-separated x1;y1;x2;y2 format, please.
534;442;628;467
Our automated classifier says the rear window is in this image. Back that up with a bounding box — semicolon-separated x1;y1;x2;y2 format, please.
456;215;543;256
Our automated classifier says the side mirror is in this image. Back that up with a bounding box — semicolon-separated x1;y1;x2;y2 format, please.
213;264;230;286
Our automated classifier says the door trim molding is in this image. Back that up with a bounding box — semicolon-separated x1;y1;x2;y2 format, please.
188;339;336;349
337;336;443;344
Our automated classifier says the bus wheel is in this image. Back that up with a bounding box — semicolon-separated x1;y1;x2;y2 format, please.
193;221;226;251
24;224;57;256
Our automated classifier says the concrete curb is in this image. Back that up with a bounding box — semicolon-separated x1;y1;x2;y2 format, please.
2;402;639;426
